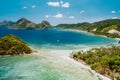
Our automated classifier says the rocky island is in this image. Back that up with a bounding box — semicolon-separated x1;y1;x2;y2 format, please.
0;18;51;30
0;34;32;55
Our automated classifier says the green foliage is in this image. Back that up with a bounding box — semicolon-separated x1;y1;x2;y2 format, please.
73;46;120;80
56;19;120;38
0;34;32;55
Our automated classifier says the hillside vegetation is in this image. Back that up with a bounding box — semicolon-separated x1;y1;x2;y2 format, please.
0;34;32;55
73;46;120;80
56;19;120;38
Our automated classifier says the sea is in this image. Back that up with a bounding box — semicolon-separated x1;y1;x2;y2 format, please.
0;27;118;80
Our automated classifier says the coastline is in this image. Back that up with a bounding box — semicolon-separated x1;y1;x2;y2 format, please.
70;55;111;80
0;28;118;80
61;28;120;40
31;46;111;80
69;55;111;80
29;28;120;80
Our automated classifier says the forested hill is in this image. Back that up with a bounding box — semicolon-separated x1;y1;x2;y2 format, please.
56;19;120;38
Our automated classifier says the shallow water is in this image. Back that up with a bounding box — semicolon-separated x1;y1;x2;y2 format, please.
0;28;117;80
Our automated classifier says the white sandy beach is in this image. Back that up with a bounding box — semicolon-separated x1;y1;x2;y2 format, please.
31;47;111;80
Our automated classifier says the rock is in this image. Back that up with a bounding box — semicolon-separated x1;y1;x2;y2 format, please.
0;34;32;55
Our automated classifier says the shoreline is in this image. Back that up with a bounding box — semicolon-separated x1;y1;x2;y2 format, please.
31;47;111;80
69;56;111;80
0;28;118;80
61;28;120;40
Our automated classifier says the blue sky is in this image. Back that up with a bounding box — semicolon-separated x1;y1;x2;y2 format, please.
0;0;120;25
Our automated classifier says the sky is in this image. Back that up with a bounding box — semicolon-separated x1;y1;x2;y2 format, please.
0;0;120;25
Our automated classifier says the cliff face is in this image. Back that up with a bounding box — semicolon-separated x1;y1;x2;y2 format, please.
0;18;51;29
0;34;32;55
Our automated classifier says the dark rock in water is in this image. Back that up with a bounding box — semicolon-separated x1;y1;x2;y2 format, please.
0;20;15;27
0;34;32;55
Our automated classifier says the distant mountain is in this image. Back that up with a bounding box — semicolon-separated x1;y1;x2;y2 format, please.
11;18;37;29
12;18;51;29
0;20;15;27
56;19;120;38
0;18;51;29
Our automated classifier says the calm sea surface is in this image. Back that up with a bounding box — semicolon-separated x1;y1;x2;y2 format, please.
0;28;117;80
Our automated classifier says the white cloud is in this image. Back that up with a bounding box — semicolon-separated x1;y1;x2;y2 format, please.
112;17;117;19
47;1;70;8
47;2;60;7
61;2;70;8
31;5;36;8
68;16;75;19
23;6;27;9
111;10;116;14
45;15;49;18
53;13;63;18
60;1;63;4
80;10;85;14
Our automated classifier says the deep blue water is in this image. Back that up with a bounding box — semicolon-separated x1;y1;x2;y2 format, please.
0;28;118;49
0;27;118;80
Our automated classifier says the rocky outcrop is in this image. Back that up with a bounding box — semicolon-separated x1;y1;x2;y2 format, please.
0;34;32;55
39;20;51;29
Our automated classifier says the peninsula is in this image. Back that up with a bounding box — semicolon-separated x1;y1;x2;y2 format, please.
0;34;32;55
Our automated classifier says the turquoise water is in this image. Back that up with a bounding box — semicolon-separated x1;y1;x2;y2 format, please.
0;28;118;49
0;28;118;80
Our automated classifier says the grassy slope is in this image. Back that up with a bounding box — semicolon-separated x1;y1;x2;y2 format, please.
56;19;120;38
